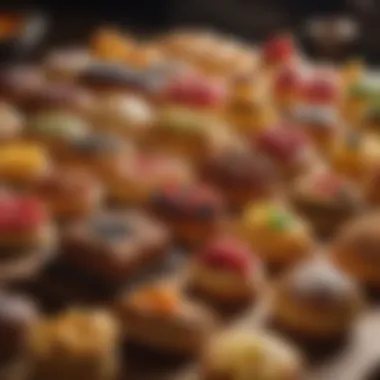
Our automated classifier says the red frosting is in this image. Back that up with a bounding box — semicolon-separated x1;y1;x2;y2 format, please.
314;173;343;197
0;194;47;232
301;77;339;104
255;126;308;162
262;35;296;65
199;236;254;276
274;66;302;95
164;74;226;108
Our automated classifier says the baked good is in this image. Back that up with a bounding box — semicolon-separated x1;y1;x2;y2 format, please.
0;103;24;142
290;169;363;237
114;283;216;355
36;166;104;222
150;183;225;245
270;259;363;338
28;309;120;380
261;34;298;69
187;235;265;306
363;164;380;205
201;149;279;211
237;202;314;268
202;329;303;380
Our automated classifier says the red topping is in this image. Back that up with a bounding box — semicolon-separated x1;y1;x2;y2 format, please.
0;194;47;232
165;73;226;108
262;35;296;65
256;126;308;162
199;236;254;276
301;77;339;104
314;174;342;197
274;66;302;95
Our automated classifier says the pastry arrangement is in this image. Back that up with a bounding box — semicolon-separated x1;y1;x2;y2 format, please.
0;26;379;379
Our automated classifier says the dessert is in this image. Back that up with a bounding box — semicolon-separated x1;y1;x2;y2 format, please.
0;102;24;142
150;184;225;245
187;235;265;306
203;329;303;380
270;259;363;338
290;169;363;237
28;309;120;380
237;202;314;268
114;283;216;355
261;34;297;69
300;74;341;106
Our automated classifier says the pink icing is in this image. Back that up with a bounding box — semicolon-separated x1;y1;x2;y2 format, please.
274;66;302;94
301;77;339;104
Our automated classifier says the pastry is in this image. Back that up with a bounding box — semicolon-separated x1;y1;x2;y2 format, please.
237;202;314;268
290;169;363;237
36;166;104;222
363;164;380;205
0;102;24;142
270;259;363;338
201;149;278;211
187;235;265;306
261;34;298;69
202;329;303;380
150;183;225;245
28;309;120;380
114;283;216;355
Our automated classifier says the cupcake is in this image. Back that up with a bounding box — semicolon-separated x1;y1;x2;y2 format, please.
237;202;314;269
28;309;120;380
270;259;363;339
114;283;216;355
0;103;24;143
150;184;225;246
203;329;303;380
187;235;265;306
290;169;363;237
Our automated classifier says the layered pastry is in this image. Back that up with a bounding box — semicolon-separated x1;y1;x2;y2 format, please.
28;309;120;380
36;166;104;222
290;169;363;237
107;152;193;206
0;103;24;142
237;202;314;268
270;260;363;338
254;126;319;180
114;283;216;355
0;143;51;189
150;184;225;245
261;34;298;69
202;329;303;380
332;212;380;288
27;111;90;154
60;210;169;291
187;235;265;306
201;149;278;211
92;92;155;143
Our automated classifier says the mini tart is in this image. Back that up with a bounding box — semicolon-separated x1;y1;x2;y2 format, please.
270;260;363;338
237;202;314;268
254;126;319;180
107;152;193;206
290;170;363;238
36;166;104;222
0;103;24;142
188;235;265;306
61;210;169;284
261;35;297;69
201;149;278;211
91;93;155;143
28;309;120;380
114;284;217;355
202;329;303;380
331;213;380;288
0;143;51;188
150;184;225;245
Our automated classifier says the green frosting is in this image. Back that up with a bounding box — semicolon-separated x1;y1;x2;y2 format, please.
268;211;292;231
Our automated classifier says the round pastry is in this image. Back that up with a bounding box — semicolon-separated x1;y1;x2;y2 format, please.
201;149;279;211
0;292;38;360
290;170;363;237
27;110;90;154
28;309;121;380
300;75;341;106
270;259;363;338
115;283;217;355
0;143;51;189
261;34;297;69
0;103;24;142
92;93;155;143
36;166;104;222
150;184;225;245
202;329;303;380
331;212;380;288
188;235;265;306
237;202;314;268
107;152;193;206
254;126;319;180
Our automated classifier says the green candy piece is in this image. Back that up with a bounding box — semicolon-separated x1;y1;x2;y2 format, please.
348;83;369;100
268;211;292;231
